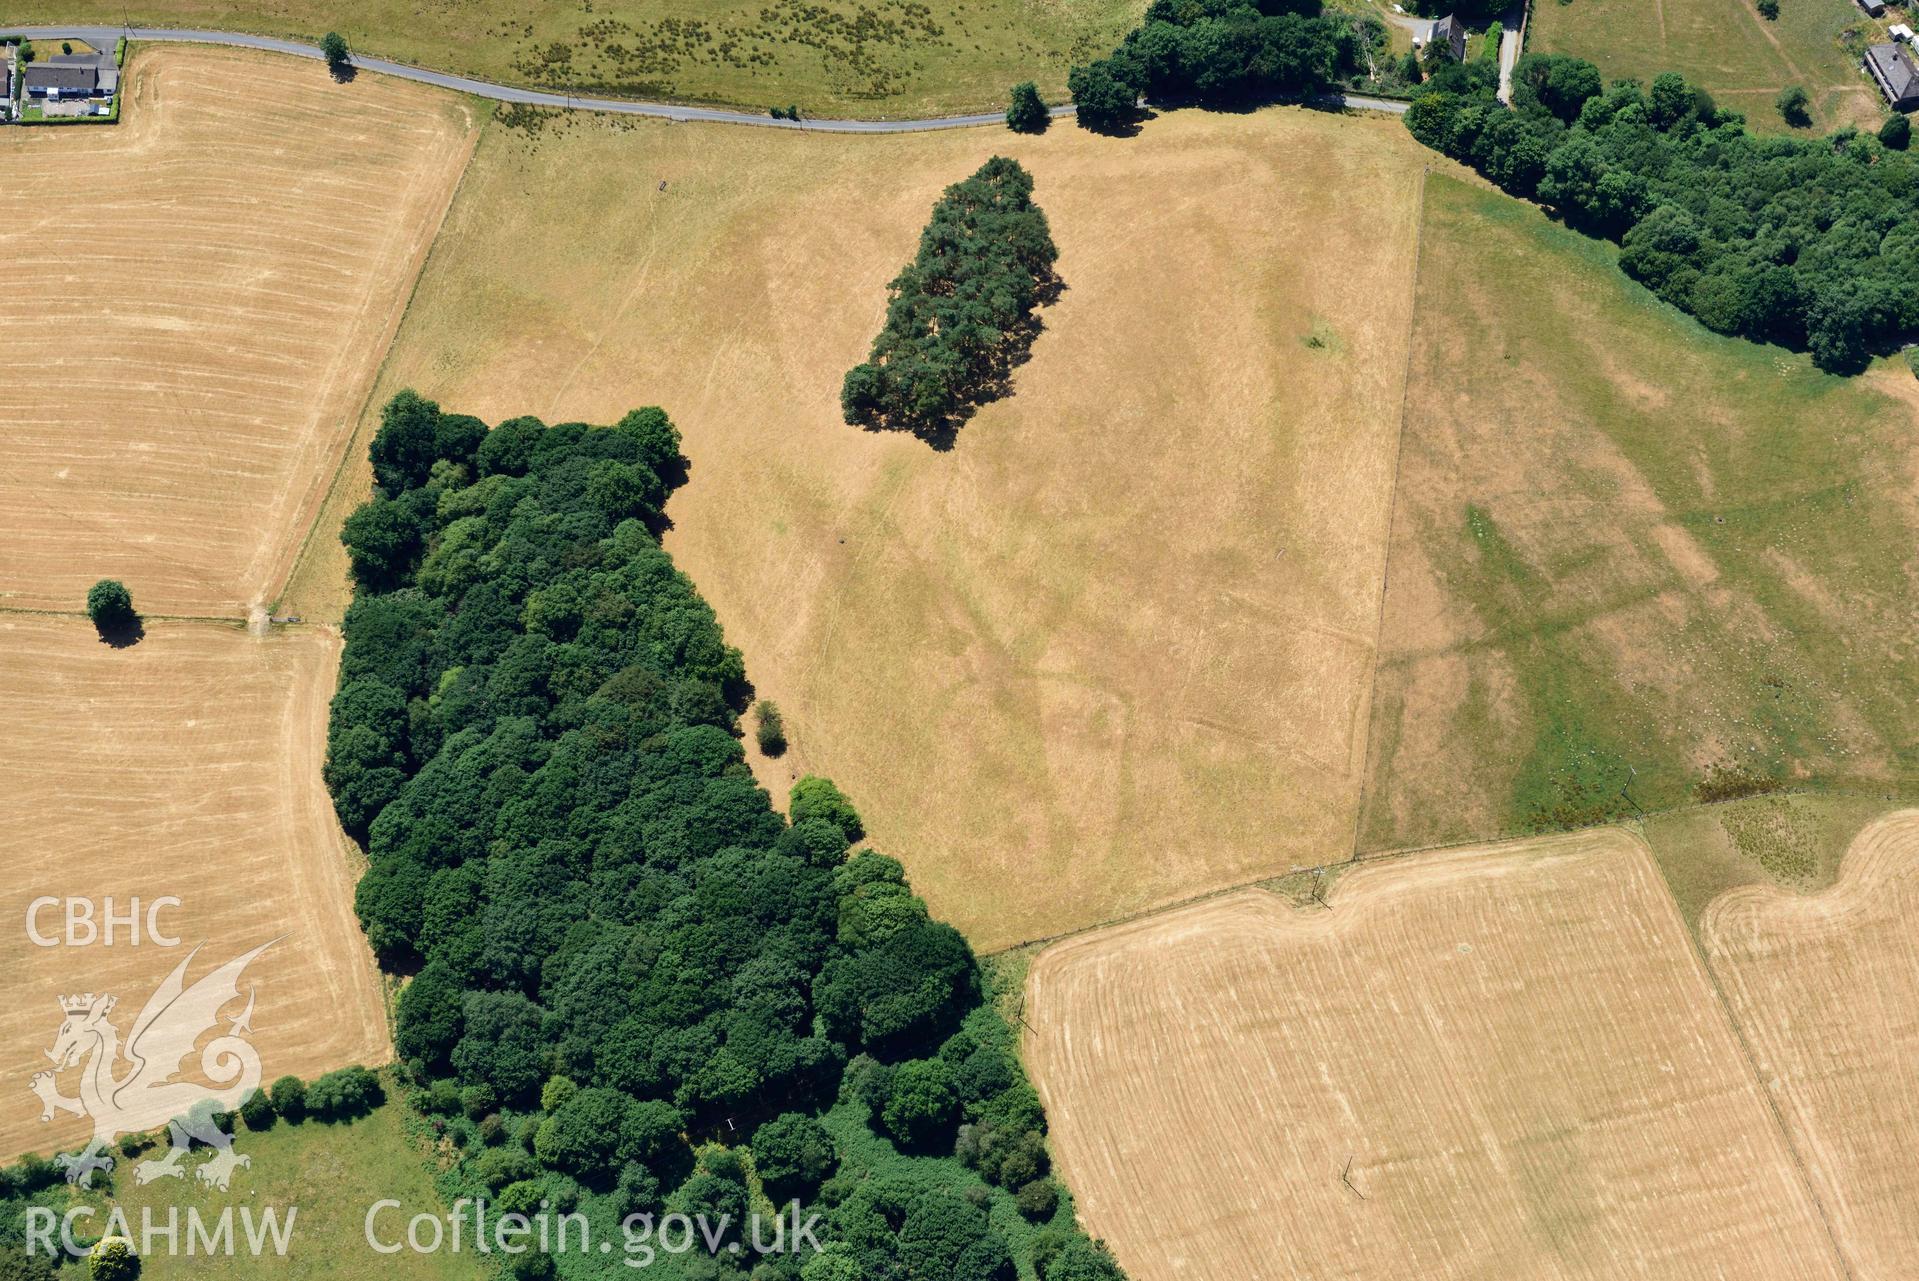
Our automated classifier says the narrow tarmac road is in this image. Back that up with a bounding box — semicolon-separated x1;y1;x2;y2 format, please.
11;25;1408;130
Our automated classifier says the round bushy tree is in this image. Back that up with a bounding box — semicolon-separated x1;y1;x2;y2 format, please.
1006;81;1048;133
86;579;136;637
1880;113;1911;150
88;1238;138;1281
1015;1177;1059;1220
881;1058;958;1150
789;776;861;841
1776;85;1811;127
752;1112;837;1199
268;1075;306;1122
320;31;350;75
1068;60;1137;133
238;1088;275;1132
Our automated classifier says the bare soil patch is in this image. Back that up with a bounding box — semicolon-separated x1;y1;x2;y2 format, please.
0;617;388;1162
0;46;476;616
1025;829;1846;1280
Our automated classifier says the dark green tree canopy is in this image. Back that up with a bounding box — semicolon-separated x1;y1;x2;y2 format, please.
1006;80;1049;132
1069;0;1366;132
327;391;1120;1276
840;157;1061;446
1407;55;1919;372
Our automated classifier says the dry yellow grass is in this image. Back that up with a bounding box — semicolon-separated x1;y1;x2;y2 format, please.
287;105;1430;948
0;46;477;617
1702;809;1919;1279
0;617;388;1162
1024;829;1848;1280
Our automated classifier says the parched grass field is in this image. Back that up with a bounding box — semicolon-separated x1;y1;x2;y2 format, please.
5;0;1143;118
1359;174;1919;854
1023;828;1848;1281
1702;809;1919;1278
0;618;388;1163
0;46;476;617
287;105;1432;950
1529;0;1889;132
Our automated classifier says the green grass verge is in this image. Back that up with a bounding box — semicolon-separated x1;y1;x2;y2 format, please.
1637;790;1896;930
7;1093;479;1280
1360;173;1919;852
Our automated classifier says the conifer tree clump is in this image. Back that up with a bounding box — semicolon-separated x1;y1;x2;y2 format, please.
840;157;1060;447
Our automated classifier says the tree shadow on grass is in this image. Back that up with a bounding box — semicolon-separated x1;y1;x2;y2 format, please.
94;615;144;649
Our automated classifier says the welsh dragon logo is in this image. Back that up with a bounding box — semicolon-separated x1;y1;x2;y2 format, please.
30;942;273;1190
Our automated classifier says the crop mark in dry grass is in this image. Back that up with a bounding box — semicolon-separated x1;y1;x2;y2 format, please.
0;47;476;617
312;106;1433;949
1362;175;1919;854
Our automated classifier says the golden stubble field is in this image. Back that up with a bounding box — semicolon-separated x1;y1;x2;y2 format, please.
0;617;388;1163
288;105;1433;948
1702;809;1919;1278
0;46;477;616
1024;828;1851;1281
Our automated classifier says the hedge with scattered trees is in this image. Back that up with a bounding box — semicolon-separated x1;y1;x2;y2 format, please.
840;157;1060;446
328;390;1123;1279
1405;52;1919;372
1068;0;1368;133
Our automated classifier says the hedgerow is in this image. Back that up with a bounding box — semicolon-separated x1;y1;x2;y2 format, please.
1405;52;1919;371
1067;0;1369;133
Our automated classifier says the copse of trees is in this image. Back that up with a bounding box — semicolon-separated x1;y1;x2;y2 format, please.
1067;0;1367;134
328;390;1119;1278
840;157;1060;445
1405;53;1919;372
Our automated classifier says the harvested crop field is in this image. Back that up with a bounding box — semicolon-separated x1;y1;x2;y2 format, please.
0;617;388;1162
1024;829;1847;1281
1702;809;1919;1278
1360;174;1919;854
289;104;1430;949
0;46;477;617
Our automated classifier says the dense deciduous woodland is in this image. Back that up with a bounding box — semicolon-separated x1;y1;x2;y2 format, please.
1407;53;1919;372
1068;0;1368;132
330;391;1125;1279
840;157;1060;447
